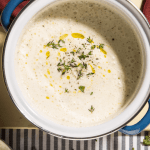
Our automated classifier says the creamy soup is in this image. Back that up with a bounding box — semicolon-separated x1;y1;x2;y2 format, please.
15;0;143;127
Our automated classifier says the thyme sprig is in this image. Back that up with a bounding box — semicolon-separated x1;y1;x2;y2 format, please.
88;105;95;113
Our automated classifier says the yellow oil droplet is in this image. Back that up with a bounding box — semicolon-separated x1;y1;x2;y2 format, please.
98;66;101;69
34;33;36;35
46;51;50;58
104;55;106;58
103;75;105;77
89;64;95;73
36;59;38;61
51;36;54;38
84;31;86;33
59;86;62;88
50;83;53;87
50;76;52;78
47;69;50;75
58;52;60;56
52;22;54;24
104;69;106;71
73;91;76;94
100;48;107;54
106;62;108;63
71;33;85;39
46;96;49;99
40;50;42;53
25;62;27;64
52;101;54;103
44;74;48;78
108;70;111;73
26;54;28;57
73;49;76;52
67;76;70;80
59;34;68;40
46;61;48;65
60;48;67;52
43;45;46;49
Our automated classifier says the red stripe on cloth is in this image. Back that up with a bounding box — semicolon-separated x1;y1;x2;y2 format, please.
143;0;150;24
0;0;29;26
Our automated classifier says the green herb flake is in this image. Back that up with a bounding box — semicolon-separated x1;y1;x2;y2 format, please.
57;68;61;72
143;136;150;146
88;105;95;113
78;52;89;60
90;92;93;95
87;37;93;43
71;58;76;63
58;39;65;44
65;88;69;93
98;44;104;49
88;51;92;55
87;73;94;75
77;70;83;80
82;44;85;48
79;86;85;92
70;52;75;56
91;45;96;50
76;48;81;53
132;148;134;150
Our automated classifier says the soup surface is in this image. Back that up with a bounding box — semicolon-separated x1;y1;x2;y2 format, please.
15;0;143;127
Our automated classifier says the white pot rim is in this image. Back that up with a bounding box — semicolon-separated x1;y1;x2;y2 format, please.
2;0;150;139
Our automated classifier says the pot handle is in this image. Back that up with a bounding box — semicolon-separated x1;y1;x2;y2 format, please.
119;99;150;135
1;0;24;31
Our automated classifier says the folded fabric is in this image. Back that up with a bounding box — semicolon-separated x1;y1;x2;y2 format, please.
0;0;150;26
143;0;150;24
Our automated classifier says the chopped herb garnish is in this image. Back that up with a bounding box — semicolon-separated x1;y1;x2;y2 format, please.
143;136;150;146
79;86;85;92
65;88;69;93
84;63;87;69
78;63;84;68
57;62;61;66
71;58;76;63
88;105;95;113
60;59;62;62
47;41;58;49
78;52;89;60
95;139;97;142
87;73;94;75
91;45;96;49
77;70;83;80
87;37;93;43
98;44;104;49
90;92;93;95
76;48;81;53
70;51;75;56
132;148;134;150
88;51;92;55
82;44;85;48
57;68;61;72
58;39;65;43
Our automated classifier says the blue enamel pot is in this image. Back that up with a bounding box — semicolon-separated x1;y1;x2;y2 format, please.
1;0;150;139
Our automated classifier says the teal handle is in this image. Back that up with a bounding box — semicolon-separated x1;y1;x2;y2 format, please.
1;0;24;31
119;99;150;135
